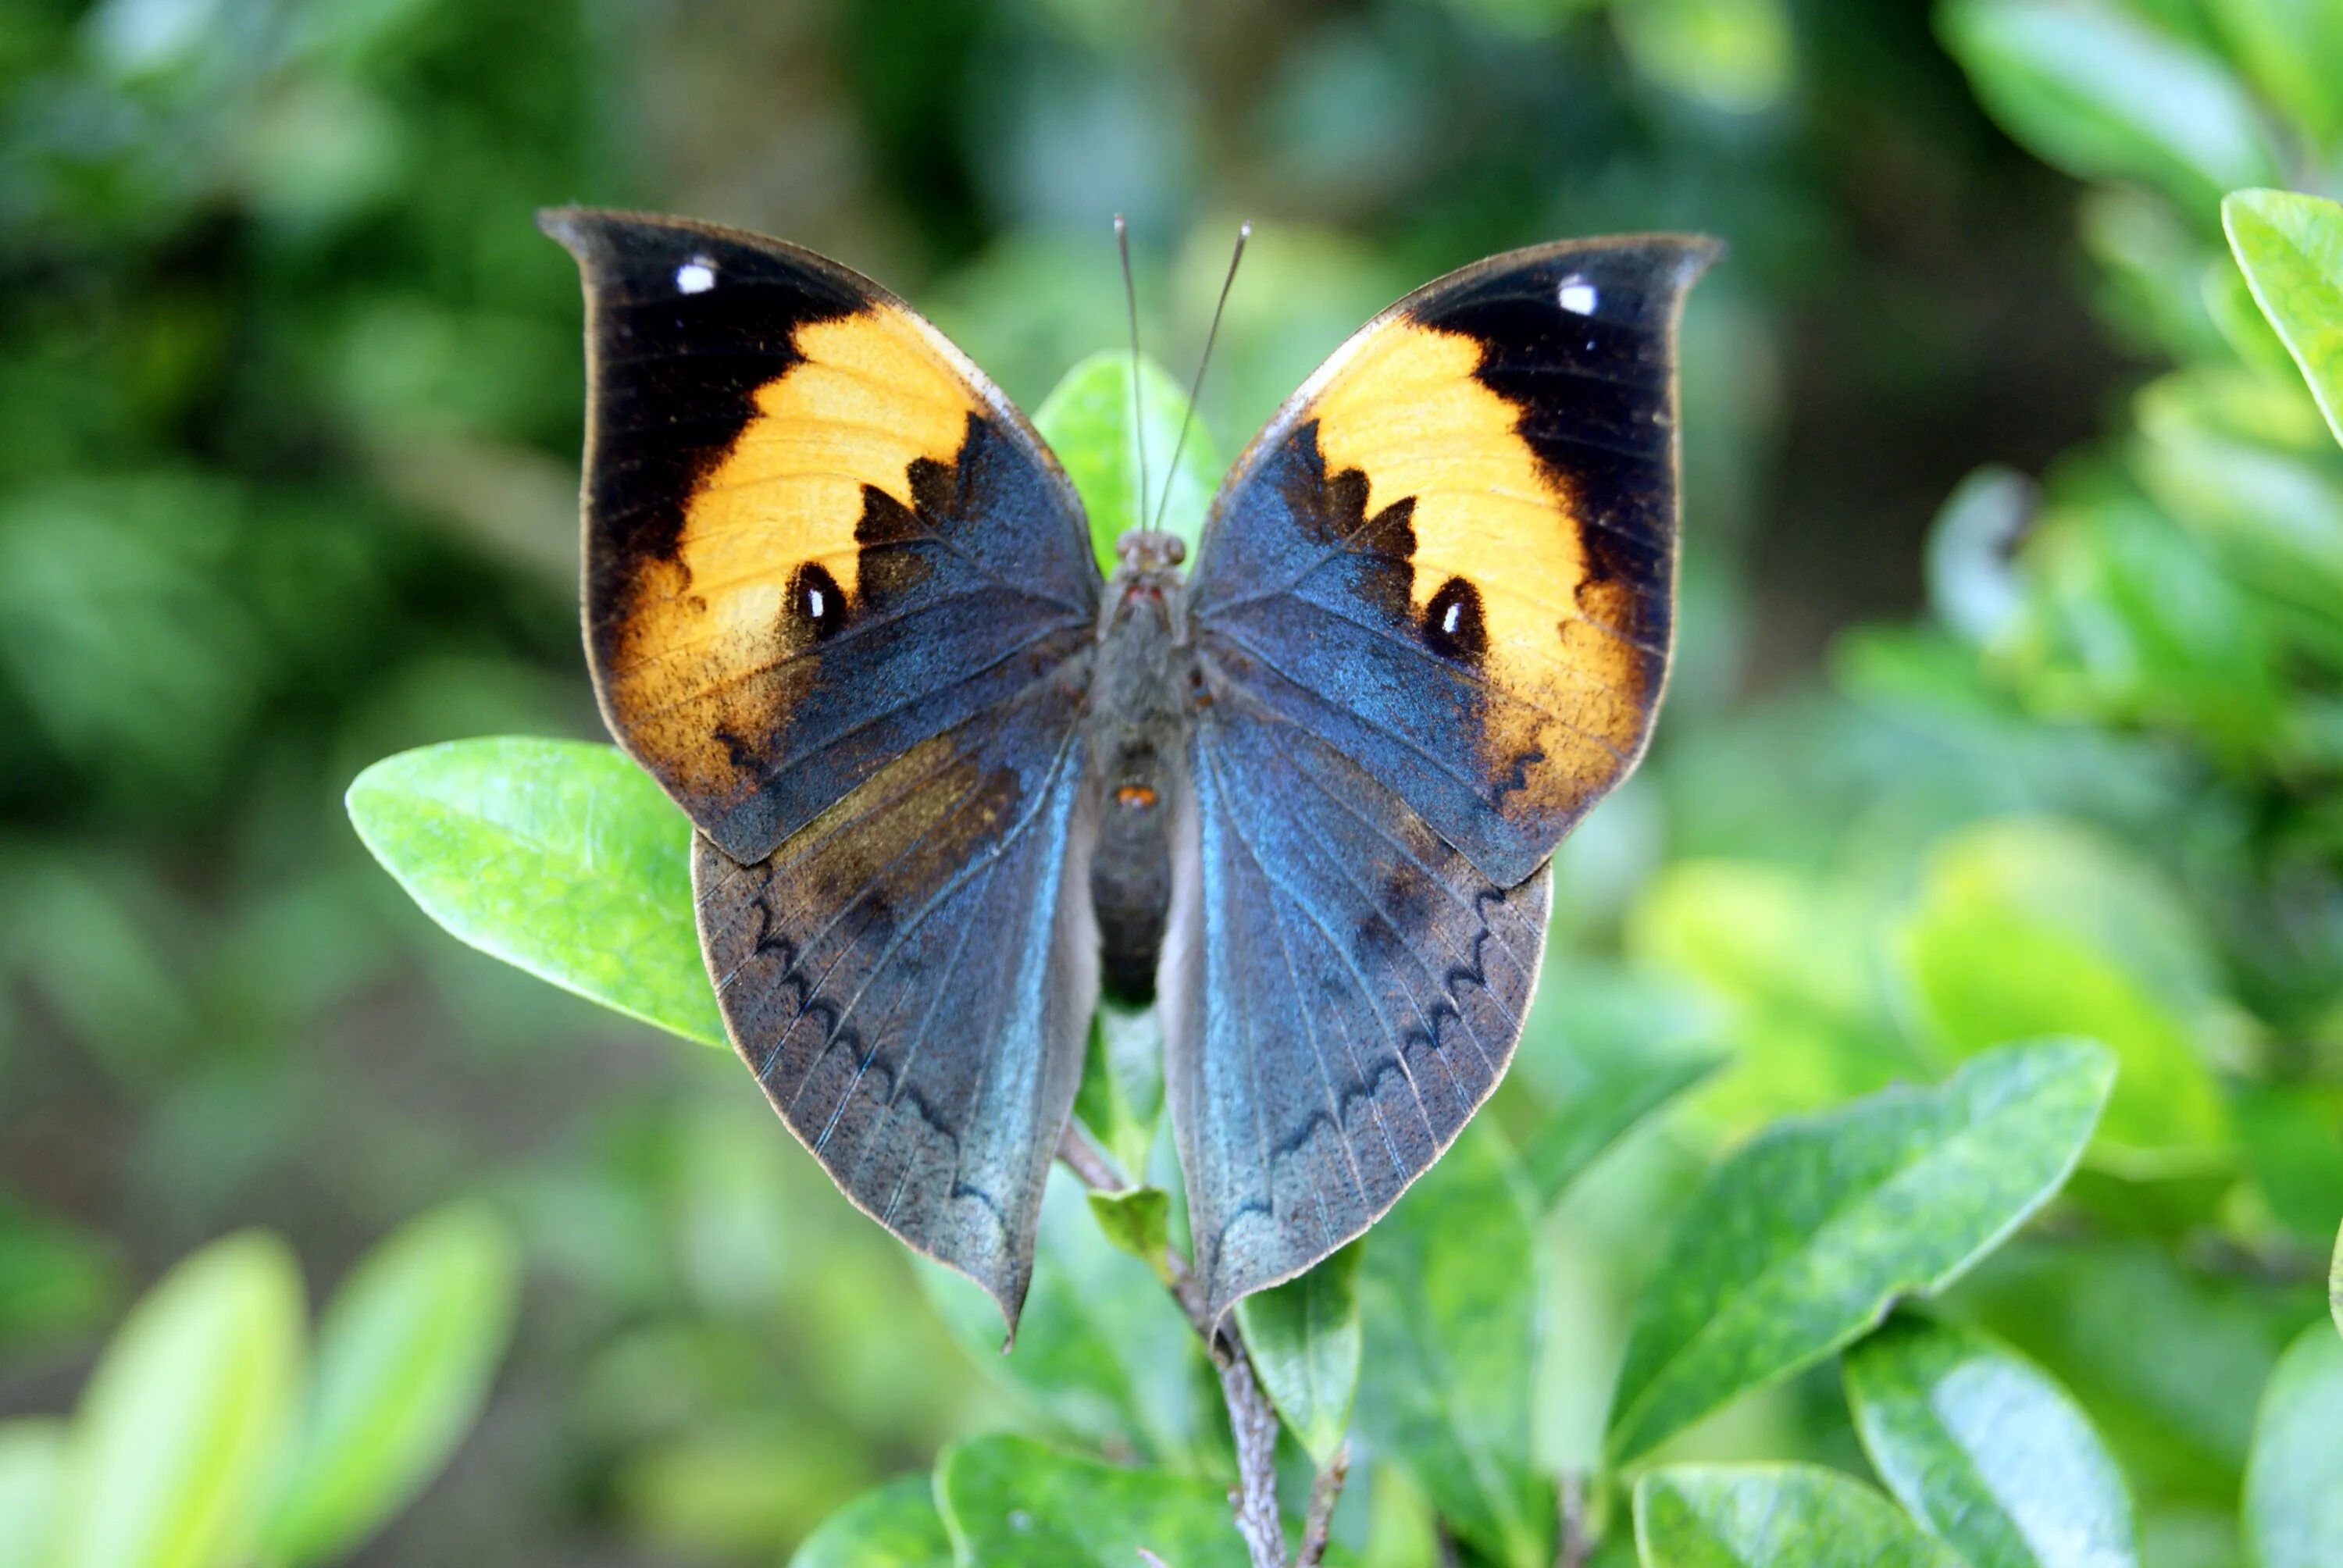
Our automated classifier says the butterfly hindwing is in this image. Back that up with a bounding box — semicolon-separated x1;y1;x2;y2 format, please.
542;208;1100;865
1188;236;1718;887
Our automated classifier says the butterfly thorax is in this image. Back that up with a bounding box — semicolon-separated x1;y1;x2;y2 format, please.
1086;530;1194;1006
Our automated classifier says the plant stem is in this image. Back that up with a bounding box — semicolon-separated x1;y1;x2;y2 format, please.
1297;1444;1350;1566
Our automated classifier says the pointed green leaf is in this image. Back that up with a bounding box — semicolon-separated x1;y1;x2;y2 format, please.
1607;1040;2114;1464
1844;1315;2139;1568
2224;190;2343;449
1033;351;1222;573
347;737;722;1046
262;1202;518;1566
1939;0;2280;217
0;1420;67;1568
2242;1324;2343;1568
1073;999;1164;1182
935;1434;1250;1566
1522;1048;1724;1210
1234;1241;1361;1466
1084;1186;1172;1268
1634;1463;1969;1567
1354;1124;1552;1567
790;1474;953;1568
52;1231;305;1568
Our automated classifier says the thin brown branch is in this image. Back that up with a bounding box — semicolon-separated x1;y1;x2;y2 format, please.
1557;1470;1591;1568
1297;1443;1350;1566
1055;1121;1131;1192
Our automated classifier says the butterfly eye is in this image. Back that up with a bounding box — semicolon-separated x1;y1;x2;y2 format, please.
787;561;847;642
1422;576;1488;663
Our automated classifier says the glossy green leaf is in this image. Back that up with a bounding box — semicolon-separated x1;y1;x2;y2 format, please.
1234;1240;1361;1466
1896;819;2232;1174
2241;1324;2343;1568
2224;190;2343;449
0;1420;66;1568
936;1433;1248;1566
1606;1040;2114;1464
347;737;722;1046
1844;1314;2139;1568
1634;1463;1969;1567
1354;1124;1552;1567
263;1202;519;1566
1073;999;1164;1183
918;1167;1211;1468
790;1474;954;1568
1032;350;1222;573
1084;1186;1172;1269
51;1231;305;1568
1523;1047;1724;1210
1938;0;2279;217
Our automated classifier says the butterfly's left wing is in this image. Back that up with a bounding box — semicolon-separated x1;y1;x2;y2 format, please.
1170;236;1717;1320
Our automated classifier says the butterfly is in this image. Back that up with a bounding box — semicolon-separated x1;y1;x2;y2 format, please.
541;207;1717;1332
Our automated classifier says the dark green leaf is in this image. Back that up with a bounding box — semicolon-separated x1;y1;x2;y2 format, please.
1233;1241;1361;1466
790;1474;953;1568
1606;1040;2114;1464
50;1231;305;1568
1073;1000;1164;1183
1084;1187;1172;1269
2223;190;2343;449
0;1201;121;1350
1844;1314;2139;1568
0;1420;66;1568
263;1202;519;1566
1895;819;2231;1174
1032;350;1221;573
1938;0;2280;217
935;1433;1248;1566
1354;1124;1552;1567
1634;1463;1969;1567
1522;1048;1724;1210
346;737;723;1046
2241;1324;2343;1568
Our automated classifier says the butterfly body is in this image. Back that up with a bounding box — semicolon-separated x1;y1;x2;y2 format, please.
546;208;1717;1330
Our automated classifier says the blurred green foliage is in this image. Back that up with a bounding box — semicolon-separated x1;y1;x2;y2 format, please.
5;0;2343;1562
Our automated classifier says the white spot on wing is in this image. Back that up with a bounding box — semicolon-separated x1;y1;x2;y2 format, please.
806;585;826;618
676;257;716;294
1557;276;1598;315
1442;599;1462;635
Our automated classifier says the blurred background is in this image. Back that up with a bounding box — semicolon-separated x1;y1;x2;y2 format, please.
3;0;2338;1563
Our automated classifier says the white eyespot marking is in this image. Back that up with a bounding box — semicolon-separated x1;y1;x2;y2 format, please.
1442;598;1463;636
805;585;826;619
1557;277;1598;315
676;257;716;294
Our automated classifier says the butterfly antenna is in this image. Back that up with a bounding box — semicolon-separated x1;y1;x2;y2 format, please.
1115;213;1150;533
1153;219;1250;534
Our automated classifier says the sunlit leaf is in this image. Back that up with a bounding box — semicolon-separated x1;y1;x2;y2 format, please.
262;1202;519;1566
1634;1463;1968;1567
50;1231;305;1568
790;1474;953;1568
1033;350;1221;573
1611;0;1793;115
2241;1324;2343;1568
0;1420;66;1568
2223;190;2343;449
1084;1186;1172;1268
1354;1124;1552;1567
2206;0;2343;141
935;1433;1249;1566
346;737;723;1046
1073;1000;1165;1182
1234;1241;1361;1466
1844;1314;2139;1568
1939;0;2280;217
1606;1040;2113;1463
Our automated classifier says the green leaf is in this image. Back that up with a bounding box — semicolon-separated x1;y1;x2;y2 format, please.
1605;1039;2114;1464
1611;0;1794;116
1354;1124;1552;1567
2331;1223;2341;1340
2224;190;2343;450
51;1231;306;1568
1072;999;1164;1182
1522;1047;1724;1210
2206;0;2343;144
790;1474;954;1568
1634;1463;1970;1567
918;1167;1212;1469
0;1420;67;1568
346;737;723;1046
0;1200;121;1350
1843;1314;2140;1568
1032;350;1222;574
1233;1241;1361;1466
1083;1186;1172;1269
262;1202;519;1566
935;1433;1250;1566
1938;0;2280;218
2241;1324;2343;1568
1895;819;2233;1174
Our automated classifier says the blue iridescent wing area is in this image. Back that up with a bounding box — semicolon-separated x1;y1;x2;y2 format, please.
1174;237;1715;1316
546;209;1102;1326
